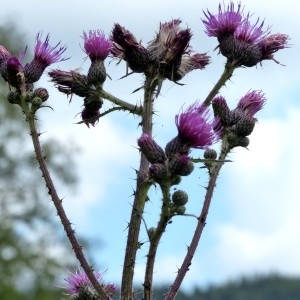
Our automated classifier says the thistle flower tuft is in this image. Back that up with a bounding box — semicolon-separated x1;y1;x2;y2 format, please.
175;102;220;150
64;269;117;299
24;32;68;83
236;90;266;117
82;30;112;61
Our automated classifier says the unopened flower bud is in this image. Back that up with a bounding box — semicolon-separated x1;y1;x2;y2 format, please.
149;163;167;183
31;96;43;107
165;136;185;157
7;91;20;104
172;190;188;206
33;87;49;102
232;117;256;137
169;155;194;176
138;133;166;164
175;205;186;215
203;148;217;160
170;175;182;186
227;131;250;149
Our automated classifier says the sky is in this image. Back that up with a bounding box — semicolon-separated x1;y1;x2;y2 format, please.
1;0;300;294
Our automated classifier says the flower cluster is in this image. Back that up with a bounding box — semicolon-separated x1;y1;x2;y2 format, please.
49;30;111;127
202;2;289;67
111;19;210;82
64;269;117;299
0;32;67;90
138;102;220;185
212;90;266;149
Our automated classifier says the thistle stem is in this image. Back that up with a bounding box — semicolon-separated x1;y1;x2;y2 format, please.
203;62;236;107
98;88;143;115
121;76;156;300
144;183;172;300
166;140;230;300
17;73;110;300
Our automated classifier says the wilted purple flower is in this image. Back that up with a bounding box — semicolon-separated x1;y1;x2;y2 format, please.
81;106;100;128
82;30;111;61
175;102;220;149
64;269;117;298
48;69;93;97
258;33;290;64
236;90;266;117
24;32;68;83
202;2;289;67
111;23;149;73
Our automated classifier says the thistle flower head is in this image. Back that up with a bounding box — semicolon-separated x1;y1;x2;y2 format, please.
111;24;149;73
24;32;68;83
175;102;220;149
202;2;289;67
64;269;116;298
33;32;68;66
258;33;290;63
148;19;191;62
48;69;93;97
202;2;243;38
82;30;112;61
237;90;266;117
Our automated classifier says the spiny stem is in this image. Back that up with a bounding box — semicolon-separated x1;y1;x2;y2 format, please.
166;140;230;300
98;88;143;115
121;75;156;300
203;61;236;107
17;73;110;300
144;182;172;300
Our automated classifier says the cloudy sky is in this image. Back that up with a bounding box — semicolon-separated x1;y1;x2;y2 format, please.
1;0;300;293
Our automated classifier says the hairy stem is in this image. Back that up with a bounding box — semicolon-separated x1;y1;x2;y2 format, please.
121;76;156;300
144;183;172;300
166;140;230;300
17;73;110;300
203;61;236;107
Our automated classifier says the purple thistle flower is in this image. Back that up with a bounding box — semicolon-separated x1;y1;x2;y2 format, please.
202;2;243;38
202;2;289;67
175;102;220;149
24;32;68;83
258;33;290;64
82;30;112;61
236;90;266;117
64;269;117;298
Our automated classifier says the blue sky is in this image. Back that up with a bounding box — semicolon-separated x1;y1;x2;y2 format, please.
1;0;300;293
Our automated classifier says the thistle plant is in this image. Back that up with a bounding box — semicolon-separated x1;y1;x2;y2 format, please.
0;2;290;300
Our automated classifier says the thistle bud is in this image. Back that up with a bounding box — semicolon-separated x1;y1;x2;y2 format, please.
149;163;167;183
172;190;188;206
138;133;166;164
33;87;49;102
169;155;194;176
232;117;256;137
227;131;250;149
203;148;217;160
7;91;20;104
175;205;186;215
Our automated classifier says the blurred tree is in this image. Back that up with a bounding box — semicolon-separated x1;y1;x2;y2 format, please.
0;22;79;299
